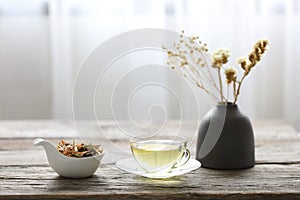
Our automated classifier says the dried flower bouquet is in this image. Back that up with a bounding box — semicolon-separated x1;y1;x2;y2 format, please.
163;31;269;104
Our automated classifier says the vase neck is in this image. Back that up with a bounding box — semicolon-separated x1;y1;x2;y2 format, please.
216;102;239;111
217;102;237;106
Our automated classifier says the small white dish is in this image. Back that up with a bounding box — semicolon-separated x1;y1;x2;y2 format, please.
116;157;201;179
34;138;104;178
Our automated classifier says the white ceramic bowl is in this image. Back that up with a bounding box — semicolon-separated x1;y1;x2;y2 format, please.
34;138;104;178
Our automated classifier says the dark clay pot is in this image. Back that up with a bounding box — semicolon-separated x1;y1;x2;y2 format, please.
196;103;255;169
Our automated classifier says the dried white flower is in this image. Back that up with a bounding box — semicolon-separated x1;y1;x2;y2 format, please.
224;67;237;84
237;57;247;71
212;48;231;68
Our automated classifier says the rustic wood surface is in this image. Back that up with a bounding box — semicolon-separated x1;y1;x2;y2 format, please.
0;119;299;199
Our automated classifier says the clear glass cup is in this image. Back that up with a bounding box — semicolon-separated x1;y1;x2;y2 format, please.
130;135;190;173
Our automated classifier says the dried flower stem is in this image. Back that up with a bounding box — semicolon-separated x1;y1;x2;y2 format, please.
183;68;219;101
173;67;219;102
195;49;222;95
188;55;224;100
217;68;224;103
183;67;219;101
234;75;246;104
233;80;237;98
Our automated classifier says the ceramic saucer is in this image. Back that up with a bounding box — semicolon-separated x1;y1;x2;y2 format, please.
116;158;201;179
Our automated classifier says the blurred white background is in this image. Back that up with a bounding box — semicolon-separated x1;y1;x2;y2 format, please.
0;0;299;130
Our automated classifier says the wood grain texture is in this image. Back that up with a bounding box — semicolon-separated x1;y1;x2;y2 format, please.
0;120;299;199
1;164;300;199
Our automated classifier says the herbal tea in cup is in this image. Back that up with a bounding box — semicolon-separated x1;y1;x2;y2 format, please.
130;135;190;173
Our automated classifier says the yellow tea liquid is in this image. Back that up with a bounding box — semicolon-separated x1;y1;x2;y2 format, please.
131;140;186;172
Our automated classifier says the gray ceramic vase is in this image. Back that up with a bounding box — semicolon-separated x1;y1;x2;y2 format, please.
196;103;255;169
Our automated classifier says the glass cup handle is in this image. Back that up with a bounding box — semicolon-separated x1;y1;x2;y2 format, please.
173;149;191;169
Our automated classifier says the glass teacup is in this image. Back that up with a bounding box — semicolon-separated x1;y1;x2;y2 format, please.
130;135;190;173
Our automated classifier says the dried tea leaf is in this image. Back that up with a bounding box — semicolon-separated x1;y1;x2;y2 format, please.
57;140;103;158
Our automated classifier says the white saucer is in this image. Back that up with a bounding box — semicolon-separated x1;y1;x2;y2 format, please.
116;158;201;179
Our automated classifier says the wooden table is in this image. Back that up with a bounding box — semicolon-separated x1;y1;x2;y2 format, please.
0;120;299;199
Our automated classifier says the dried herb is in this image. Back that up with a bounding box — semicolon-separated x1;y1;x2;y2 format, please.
57;140;103;158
